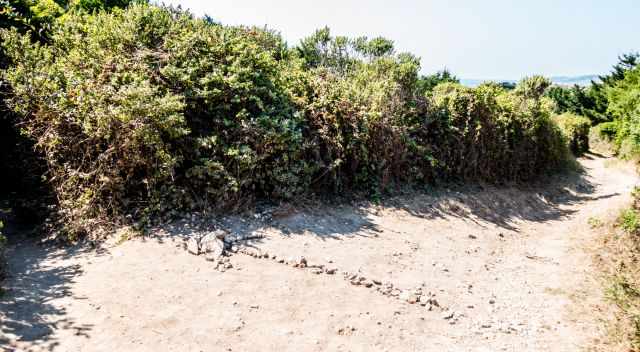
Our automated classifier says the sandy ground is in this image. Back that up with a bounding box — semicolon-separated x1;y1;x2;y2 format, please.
1;154;638;352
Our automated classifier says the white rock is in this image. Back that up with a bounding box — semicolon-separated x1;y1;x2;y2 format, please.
399;290;419;304
200;233;225;261
186;238;200;255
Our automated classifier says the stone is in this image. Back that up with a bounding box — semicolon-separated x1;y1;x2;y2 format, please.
311;268;323;275
399;290;419;304
325;268;337;275
442;311;454;320
200;233;225;261
186;238;200;255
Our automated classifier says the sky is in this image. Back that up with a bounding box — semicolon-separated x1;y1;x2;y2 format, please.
160;0;639;80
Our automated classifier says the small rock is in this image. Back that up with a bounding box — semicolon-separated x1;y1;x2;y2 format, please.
442;312;454;320
336;325;356;336
399;290;419;304
311;268;323;275
200;233;225;261
468;234;477;239
325;268;337;275
186;238;200;255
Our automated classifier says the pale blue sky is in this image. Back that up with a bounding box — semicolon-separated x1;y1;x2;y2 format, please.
161;0;639;80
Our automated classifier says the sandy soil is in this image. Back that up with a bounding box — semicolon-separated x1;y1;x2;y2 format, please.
1;154;637;352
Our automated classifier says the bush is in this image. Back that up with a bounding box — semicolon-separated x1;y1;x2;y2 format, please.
424;80;569;181
553;113;591;155
594;121;619;140
1;4;572;239
604;65;640;159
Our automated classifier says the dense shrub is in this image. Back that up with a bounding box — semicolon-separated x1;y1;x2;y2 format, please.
594;121;619;140
606;65;640;159
1;4;572;238
422;80;569;181
553;113;591;155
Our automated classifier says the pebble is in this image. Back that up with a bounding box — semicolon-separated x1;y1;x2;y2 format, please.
186;238;200;255
399;290;420;304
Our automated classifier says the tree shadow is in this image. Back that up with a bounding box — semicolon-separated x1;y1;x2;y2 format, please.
153;161;611;247
0;208;95;351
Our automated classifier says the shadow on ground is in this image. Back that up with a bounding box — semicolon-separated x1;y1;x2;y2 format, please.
154;156;615;245
0;207;96;351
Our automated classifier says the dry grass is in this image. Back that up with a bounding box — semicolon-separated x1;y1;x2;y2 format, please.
595;205;640;351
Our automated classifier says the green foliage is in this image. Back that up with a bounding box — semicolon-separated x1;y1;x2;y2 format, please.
546;84;606;122
604;65;640;159
546;54;639;126
553;113;591;155
424;78;569;181
620;209;640;235
606;188;640;350
594;121;619;140
545;53;640;159
1;4;573;238
415;69;459;94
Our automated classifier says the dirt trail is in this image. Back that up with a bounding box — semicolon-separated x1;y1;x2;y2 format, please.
1;154;637;352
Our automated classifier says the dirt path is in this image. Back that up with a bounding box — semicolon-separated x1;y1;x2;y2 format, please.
1;154;637;352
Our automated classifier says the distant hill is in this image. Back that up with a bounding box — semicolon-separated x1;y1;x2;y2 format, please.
461;75;599;88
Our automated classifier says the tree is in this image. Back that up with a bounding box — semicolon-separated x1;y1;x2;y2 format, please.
415;69;459;94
